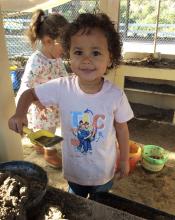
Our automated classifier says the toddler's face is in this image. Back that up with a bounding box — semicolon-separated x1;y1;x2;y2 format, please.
42;36;63;59
69;28;111;82
50;39;63;58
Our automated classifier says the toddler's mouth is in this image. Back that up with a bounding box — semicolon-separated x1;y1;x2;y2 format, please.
80;68;95;73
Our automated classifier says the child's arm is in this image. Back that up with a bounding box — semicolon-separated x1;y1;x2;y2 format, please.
8;88;41;135
114;121;130;178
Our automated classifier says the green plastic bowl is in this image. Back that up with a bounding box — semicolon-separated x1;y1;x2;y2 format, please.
142;145;168;165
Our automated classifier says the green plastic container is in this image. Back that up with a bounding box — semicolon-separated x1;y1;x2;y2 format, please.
142;145;169;165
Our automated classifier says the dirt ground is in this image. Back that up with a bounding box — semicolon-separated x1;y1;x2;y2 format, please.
23;118;175;216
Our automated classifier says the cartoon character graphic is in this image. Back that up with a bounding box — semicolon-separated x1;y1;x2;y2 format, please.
71;109;105;154
80;122;93;153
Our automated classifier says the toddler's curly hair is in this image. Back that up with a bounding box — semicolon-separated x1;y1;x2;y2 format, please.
63;13;122;69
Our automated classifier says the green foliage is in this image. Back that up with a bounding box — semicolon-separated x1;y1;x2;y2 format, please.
119;0;175;35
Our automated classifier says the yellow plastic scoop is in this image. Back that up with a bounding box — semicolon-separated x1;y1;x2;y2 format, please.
23;127;63;148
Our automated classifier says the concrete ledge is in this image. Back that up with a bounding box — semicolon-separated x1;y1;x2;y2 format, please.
115;65;175;89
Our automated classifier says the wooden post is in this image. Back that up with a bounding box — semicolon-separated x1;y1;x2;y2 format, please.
99;0;120;29
153;0;161;55
99;0;121;85
0;7;23;161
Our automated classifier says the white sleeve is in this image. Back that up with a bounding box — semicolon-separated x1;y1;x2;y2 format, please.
34;79;61;107
114;91;134;123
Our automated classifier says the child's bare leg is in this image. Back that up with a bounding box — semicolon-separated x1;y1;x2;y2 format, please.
43;126;62;168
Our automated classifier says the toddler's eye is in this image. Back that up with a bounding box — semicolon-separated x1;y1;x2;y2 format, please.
74;50;82;55
93;51;101;56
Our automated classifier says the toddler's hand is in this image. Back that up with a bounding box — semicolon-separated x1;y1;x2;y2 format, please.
116;160;130;180
8;114;28;135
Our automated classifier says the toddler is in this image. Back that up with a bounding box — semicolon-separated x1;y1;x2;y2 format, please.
9;13;133;197
16;9;68;168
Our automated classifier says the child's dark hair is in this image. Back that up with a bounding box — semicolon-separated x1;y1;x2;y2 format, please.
63;13;122;69
27;9;68;48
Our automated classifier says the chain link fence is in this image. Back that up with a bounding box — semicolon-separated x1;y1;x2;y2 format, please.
119;0;175;54
2;0;99;59
2;0;175;59
2;0;100;94
119;0;175;41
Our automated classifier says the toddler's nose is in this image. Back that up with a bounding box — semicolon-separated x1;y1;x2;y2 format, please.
82;56;91;64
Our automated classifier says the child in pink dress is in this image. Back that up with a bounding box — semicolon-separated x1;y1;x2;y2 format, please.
16;9;68;168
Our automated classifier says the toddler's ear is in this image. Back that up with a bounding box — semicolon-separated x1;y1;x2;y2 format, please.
107;60;112;68
108;63;112;68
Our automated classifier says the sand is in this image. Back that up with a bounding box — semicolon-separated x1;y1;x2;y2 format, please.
22;118;175;216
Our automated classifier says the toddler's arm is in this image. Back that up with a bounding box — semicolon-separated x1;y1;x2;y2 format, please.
114;121;130;178
8;88;40;135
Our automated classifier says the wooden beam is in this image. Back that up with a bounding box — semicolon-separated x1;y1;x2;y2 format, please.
99;0;120;30
0;6;23;161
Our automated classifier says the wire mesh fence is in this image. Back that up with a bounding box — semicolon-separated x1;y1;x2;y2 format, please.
1;0;175;59
2;0;99;59
119;0;175;54
119;0;175;42
3;12;33;57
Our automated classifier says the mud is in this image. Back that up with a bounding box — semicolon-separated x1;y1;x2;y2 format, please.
0;171;28;220
0;171;47;220
122;56;175;69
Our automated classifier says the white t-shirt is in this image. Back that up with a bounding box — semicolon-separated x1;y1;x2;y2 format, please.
35;75;134;185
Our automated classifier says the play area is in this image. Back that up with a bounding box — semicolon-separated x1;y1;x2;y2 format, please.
1;0;175;219
18;117;175;219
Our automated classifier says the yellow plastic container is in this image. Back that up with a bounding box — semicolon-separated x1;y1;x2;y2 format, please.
129;141;141;172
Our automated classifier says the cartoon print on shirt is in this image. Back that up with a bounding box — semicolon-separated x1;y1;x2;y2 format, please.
71;109;105;154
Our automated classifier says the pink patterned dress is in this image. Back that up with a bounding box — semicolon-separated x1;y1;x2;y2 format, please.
16;50;67;131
